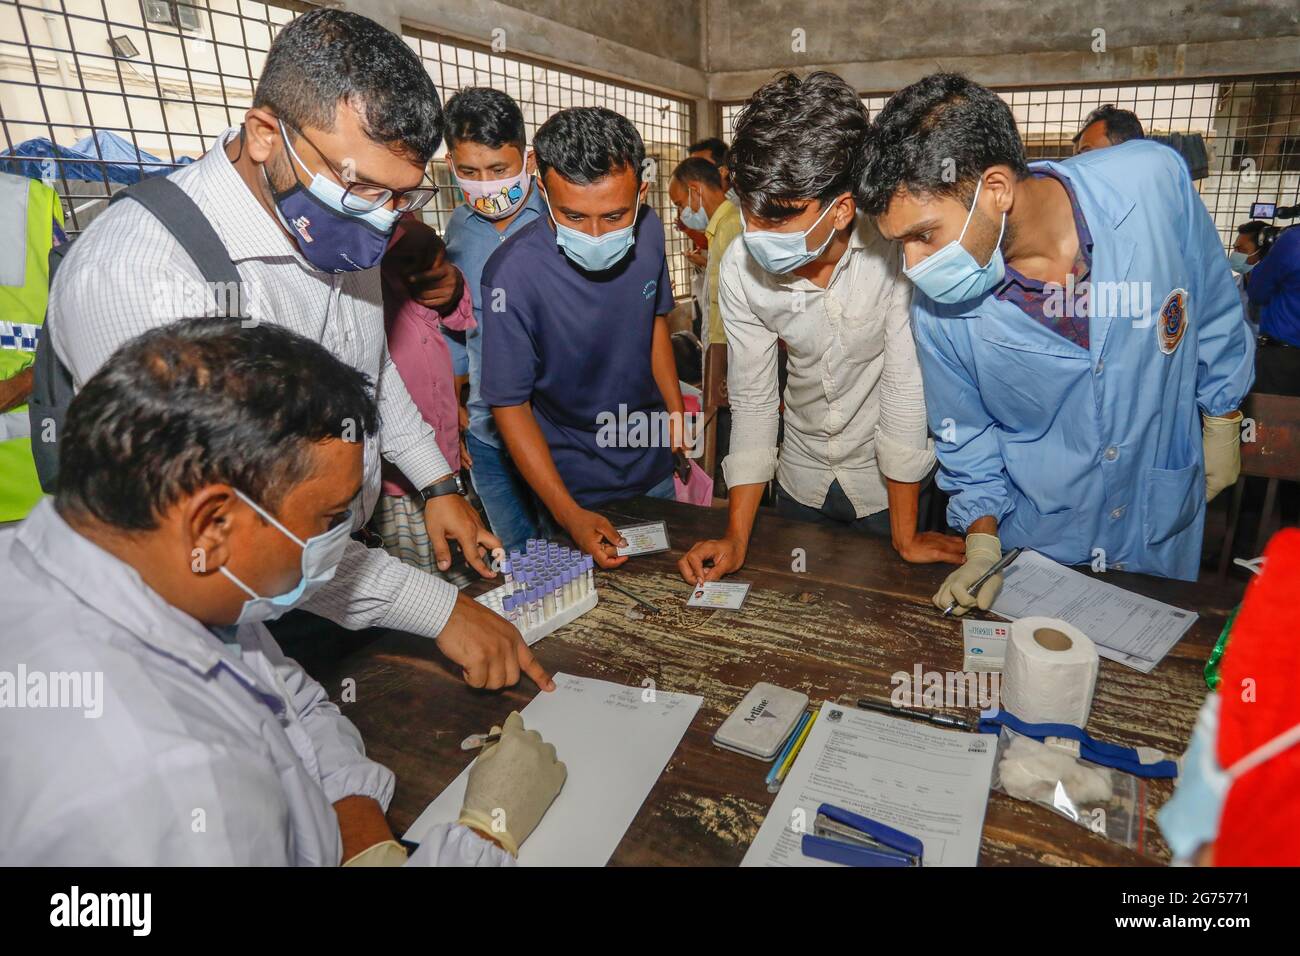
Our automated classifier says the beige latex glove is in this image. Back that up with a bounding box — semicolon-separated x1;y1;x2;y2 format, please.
457;711;566;857
1203;411;1243;503
342;839;408;867
932;532;1003;617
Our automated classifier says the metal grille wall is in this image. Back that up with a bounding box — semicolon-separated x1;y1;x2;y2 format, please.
0;0;304;233
405;29;696;299
724;76;1300;249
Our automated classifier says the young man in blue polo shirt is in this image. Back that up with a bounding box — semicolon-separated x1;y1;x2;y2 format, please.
480;106;685;569
441;88;550;552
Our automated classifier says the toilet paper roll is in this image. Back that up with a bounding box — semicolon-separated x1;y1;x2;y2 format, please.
1000;616;1099;727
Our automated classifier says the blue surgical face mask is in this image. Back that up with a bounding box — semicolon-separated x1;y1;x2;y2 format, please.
1158;693;1300;863
741;199;837;275
219;488;353;625
903;177;1006;304
1228;250;1256;274
679;187;710;231
268;121;400;273
541;187;636;272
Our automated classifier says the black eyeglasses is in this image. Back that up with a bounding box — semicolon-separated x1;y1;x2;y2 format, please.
288;125;438;214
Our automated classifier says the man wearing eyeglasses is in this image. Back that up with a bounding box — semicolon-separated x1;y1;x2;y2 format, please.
46;10;553;694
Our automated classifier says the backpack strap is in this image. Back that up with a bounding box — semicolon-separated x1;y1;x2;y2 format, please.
30;173;243;493
110;175;243;297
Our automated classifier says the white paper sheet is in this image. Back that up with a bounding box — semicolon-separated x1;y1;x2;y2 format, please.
989;550;1198;673
742;702;997;867
404;673;701;866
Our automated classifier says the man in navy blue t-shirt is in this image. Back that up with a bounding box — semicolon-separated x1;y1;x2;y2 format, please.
480;106;685;568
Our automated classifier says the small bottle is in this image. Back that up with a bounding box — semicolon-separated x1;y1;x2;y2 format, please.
554;575;567;613
583;555;595;593
528;587;542;627
542;580;556;619
502;594;517;628
501;559;514;589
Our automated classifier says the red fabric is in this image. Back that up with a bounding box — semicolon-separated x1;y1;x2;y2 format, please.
1214;528;1300;865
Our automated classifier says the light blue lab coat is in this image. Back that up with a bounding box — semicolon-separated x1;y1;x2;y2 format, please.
912;140;1254;581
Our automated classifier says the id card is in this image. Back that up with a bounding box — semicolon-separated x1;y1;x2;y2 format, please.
616;520;670;556
687;580;751;610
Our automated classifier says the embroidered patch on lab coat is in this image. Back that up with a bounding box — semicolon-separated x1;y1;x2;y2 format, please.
1157;288;1188;354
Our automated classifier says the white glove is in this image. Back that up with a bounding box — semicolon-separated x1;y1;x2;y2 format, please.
1203;411;1243;502
457;711;566;857
342;839;408;867
933;532;1002;617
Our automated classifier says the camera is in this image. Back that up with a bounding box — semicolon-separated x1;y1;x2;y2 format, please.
1250;201;1300;220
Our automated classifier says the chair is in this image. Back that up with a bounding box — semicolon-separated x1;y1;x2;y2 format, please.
699;341;728;484
1217;391;1300;578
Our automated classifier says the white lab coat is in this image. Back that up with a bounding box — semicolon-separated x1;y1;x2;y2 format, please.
0;500;510;867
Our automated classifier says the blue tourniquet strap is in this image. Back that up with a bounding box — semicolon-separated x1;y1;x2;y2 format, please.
979;709;1179;779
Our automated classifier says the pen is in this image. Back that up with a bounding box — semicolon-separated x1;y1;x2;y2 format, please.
603;578;660;614
855;697;977;732
942;546;1024;617
460;732;501;751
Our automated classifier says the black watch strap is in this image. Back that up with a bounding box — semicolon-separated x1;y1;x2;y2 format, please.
419;474;463;501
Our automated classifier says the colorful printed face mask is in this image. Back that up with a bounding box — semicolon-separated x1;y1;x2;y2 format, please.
458;167;532;221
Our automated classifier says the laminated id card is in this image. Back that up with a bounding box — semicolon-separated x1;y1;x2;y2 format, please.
713;682;810;760
615;520;670;556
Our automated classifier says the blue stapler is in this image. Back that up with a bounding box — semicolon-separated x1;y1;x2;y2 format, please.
800;803;924;867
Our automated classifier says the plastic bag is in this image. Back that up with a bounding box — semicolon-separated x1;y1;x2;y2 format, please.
991;726;1149;852
674;460;714;506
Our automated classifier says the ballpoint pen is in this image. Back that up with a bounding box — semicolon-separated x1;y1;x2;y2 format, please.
942;546;1024;617
855;697;977;732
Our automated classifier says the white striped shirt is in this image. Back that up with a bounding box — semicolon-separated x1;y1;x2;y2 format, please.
47;129;458;638
719;214;935;518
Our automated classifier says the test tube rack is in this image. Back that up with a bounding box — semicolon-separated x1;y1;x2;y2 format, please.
474;582;598;647
472;538;600;647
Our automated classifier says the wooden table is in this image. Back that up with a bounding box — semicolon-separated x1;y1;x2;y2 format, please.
312;497;1246;866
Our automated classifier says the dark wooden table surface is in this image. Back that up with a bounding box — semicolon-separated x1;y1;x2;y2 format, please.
311;497;1247;866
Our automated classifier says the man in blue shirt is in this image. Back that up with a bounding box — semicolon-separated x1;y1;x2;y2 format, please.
1247;222;1300;396
480;106;684;568
856;74;1254;609
441;88;550;552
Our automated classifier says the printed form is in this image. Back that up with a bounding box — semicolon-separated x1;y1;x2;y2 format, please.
742;702;997;867
989;550;1198;673
404;673;701;866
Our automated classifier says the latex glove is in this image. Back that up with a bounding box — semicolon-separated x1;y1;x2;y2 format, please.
1203;411;1243;502
932;532;1002;616
457;712;566;857
342;839;408;867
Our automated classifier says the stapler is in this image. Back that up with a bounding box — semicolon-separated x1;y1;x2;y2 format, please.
800;803;924;867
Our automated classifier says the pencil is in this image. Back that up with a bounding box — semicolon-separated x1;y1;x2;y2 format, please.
764;710;811;789
769;708;819;792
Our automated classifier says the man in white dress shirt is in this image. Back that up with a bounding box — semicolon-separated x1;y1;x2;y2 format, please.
44;10;546;691
0;319;564;865
678;72;964;584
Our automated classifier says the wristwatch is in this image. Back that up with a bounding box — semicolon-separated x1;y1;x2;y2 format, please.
418;474;465;501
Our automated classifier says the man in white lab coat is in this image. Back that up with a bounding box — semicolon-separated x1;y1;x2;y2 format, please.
0;318;564;865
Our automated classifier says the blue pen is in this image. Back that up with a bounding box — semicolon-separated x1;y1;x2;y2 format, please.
765;710;811;790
